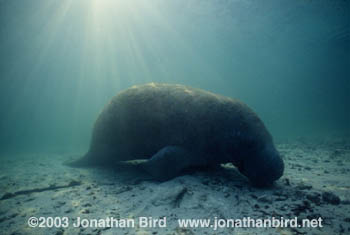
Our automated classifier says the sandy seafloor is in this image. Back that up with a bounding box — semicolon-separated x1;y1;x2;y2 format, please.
1;138;349;235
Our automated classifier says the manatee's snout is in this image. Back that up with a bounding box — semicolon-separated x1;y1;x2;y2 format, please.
239;145;284;187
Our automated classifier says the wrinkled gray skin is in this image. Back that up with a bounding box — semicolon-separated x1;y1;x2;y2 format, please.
68;83;284;186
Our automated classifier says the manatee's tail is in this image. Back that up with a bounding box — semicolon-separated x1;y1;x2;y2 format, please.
63;153;94;168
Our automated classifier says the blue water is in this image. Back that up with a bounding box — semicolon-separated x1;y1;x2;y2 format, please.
0;0;349;154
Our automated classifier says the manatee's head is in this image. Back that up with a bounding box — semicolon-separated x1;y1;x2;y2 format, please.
238;144;284;187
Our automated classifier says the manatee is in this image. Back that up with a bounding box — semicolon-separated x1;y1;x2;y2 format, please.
68;83;284;186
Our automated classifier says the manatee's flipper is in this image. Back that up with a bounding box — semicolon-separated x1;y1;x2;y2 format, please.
140;146;202;181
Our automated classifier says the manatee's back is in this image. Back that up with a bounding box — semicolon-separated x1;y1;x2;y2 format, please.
88;83;271;164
